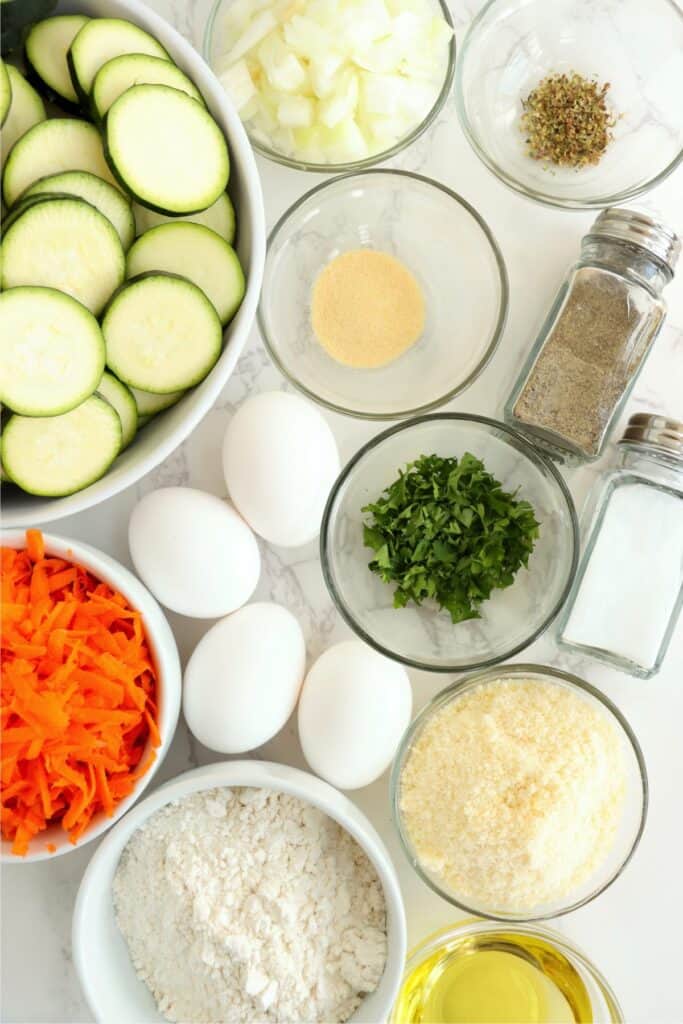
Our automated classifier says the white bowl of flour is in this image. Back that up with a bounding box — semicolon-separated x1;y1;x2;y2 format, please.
72;760;407;1023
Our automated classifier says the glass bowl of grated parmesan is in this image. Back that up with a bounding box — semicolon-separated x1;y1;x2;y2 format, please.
391;664;648;922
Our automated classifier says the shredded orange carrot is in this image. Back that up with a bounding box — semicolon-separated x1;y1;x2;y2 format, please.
1;532;160;856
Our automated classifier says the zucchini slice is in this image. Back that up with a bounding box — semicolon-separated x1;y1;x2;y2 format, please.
0;59;10;126
130;385;184;416
24;170;135;249
0;65;45;168
103;273;222;393
1;196;125;314
0;286;104;417
96;370;137;448
68;17;169;100
127;222;245;325
2;117;119;205
2;395;121;496
133;191;236;244
1;190;76;233
92;53;202;121
25;14;90;106
105;85;229;214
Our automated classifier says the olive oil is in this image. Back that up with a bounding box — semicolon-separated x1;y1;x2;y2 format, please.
393;929;593;1024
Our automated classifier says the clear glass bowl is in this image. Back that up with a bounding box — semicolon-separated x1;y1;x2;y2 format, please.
320;414;578;670
456;0;683;209
390;664;648;921
203;0;455;173
259;172;508;419
390;919;624;1023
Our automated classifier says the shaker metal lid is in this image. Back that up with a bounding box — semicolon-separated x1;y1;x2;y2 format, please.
618;412;683;458
588;208;681;274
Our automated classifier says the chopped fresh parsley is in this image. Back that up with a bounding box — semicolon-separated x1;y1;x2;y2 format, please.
362;452;540;624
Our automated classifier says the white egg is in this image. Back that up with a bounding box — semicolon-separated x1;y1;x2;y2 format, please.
128;487;260;618
222;390;340;547
298;640;412;790
183;602;306;753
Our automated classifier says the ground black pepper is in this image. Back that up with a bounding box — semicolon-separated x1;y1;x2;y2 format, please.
512;269;664;457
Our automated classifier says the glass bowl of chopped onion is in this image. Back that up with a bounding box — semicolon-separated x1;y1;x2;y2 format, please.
259;171;508;418
203;0;455;171
456;0;683;209
320;414;578;671
391;664;648;922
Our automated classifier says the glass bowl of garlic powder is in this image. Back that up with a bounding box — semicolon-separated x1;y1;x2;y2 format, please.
391;664;648;921
258;170;508;419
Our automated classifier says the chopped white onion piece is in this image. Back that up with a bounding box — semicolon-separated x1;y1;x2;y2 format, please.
221;10;279;66
214;0;452;163
218;59;257;112
277;94;315;126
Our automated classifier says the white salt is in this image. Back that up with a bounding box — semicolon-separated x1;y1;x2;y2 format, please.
563;482;683;669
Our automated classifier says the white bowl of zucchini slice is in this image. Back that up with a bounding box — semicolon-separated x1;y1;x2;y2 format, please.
0;0;265;526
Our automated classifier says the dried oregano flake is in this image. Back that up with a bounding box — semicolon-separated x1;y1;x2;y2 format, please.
521;72;617;168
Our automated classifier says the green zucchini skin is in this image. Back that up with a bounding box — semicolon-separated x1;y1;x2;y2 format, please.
2;191;75;232
103;85;229;216
24;14;90;111
132;192;236;245
0;59;11;126
102;271;222;394
96;370;138;448
66;17;170;103
0;7;243;499
2;395;122;496
1;0;57;55
23;170;135;250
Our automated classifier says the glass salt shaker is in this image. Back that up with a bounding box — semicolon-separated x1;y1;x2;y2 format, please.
557;413;683;679
505;209;680;463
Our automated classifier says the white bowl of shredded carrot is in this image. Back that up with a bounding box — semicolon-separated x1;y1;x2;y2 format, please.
1;529;181;861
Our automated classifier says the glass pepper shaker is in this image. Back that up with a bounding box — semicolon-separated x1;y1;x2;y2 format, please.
505;209;680;463
556;412;683;678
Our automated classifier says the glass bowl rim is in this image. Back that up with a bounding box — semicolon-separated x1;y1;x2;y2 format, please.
389;662;649;922
319;412;579;670
454;0;683;211
392;918;624;1021
258;169;510;420
203;0;456;173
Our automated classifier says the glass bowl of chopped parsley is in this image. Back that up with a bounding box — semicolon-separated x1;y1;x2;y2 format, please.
320;413;578;671
455;0;683;209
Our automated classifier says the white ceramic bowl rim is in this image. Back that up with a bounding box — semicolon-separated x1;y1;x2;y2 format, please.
73;760;407;1024
1;0;265;528
0;529;181;863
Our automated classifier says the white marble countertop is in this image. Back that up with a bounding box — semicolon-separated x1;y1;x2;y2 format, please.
2;1;683;1021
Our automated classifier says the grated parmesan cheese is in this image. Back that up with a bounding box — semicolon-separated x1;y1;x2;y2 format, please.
399;677;626;912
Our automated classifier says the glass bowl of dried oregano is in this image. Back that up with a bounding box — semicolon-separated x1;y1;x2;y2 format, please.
455;0;683;209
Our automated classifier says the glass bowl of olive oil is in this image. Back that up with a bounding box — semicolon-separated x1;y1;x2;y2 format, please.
391;919;623;1024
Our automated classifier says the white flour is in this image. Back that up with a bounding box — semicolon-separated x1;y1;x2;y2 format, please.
113;787;387;1024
